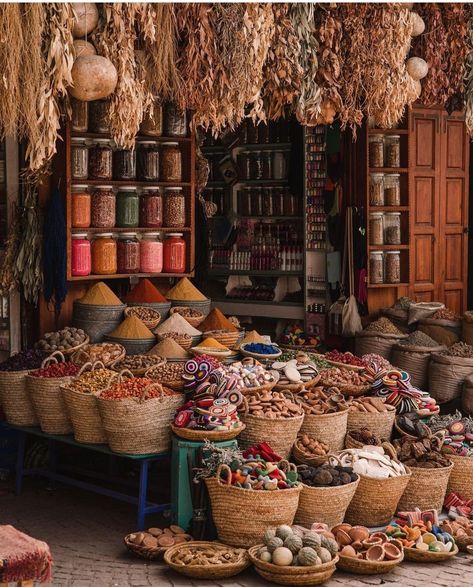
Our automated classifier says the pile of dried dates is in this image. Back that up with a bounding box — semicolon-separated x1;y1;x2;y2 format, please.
297;463;357;487
349;396;393;413
294;434;329;459
243;390;303;419
297;387;350;415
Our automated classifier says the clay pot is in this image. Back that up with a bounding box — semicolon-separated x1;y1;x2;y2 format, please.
351;540;363;551
383;542;401;560
362;536;383;548
334;529;352;546
340;545;357;558
370;531;388;544
366;544;385;561
332;523;352;535
348;526;370;543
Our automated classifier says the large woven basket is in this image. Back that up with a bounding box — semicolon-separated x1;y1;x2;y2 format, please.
397;462;453;513
0;370;38;426
447;454;473;500
202;330;240;349
345;467;412;527
347;405;396;441
403;544;458;562
355;331;407;360
97;385;183;454
299;409;348;452
248;546;338;586
391;343;445;390
25;353;73;434
336;552;403;575
428;353;473;404
205;464;302;547
294;475;360;529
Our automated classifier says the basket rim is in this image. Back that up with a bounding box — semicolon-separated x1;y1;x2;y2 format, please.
170;423;245;441
300;476;360;491
403;544;458;561
404;461;454;474
303;407;349;419
241;412;305;423
205;476;303;496
240;343;282;360
164;540;250;574
248;544;339;574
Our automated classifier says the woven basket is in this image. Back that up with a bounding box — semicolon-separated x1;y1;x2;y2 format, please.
429;353;473;404
124;534;167;561
169;306;204;327
403;544;458;562
391;343;445;390
299;409;348;452
336;552;403;575
447;454;473;500
203;330;240;349
347;406;396;440
397;462;453;513
355;331;407;360
345;431;384;450
164;542;250;579
455;535;473;553
71;344;126;368
170;423;245;442
157;333;193;350
239;379;278;396
104;335;156;356
345;467;412;527
205;464;302;547
291;441;329;467
127;301;171;320
294;475;360;528
169;298;211;317
97;385;184;454
124;306;161;330
0;370;38;426
248;546;338;586
25;353;73;434
46;335;90;357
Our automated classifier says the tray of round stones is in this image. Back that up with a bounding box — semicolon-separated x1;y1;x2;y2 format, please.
296;387;350;415
318;367;371;397
241;390;304;419
270;355;320;392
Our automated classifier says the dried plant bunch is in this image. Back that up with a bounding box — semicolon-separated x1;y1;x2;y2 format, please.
442;4;467;113
464;16;473;136
0;4;23;138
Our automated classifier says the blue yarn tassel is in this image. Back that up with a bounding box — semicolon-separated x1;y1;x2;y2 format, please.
43;187;67;316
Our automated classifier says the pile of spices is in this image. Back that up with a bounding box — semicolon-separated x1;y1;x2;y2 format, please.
30;362;80;378
365;317;402;334
165;277;207;301
441;342;473;358
194;337;229;351
66;368;116;394
0;349;48;372
126;306;161;324
125;278;167;303
79;282;123;306
319;367;368;387
148;338;190;360
172;307;202;319
108;316;155;340
35;327;88;352
112;355;164;372
240;330;266;346
398;331;438;347
198;308;237;333
243;342;280;355
155;313;201;337
431;308;458;321
325;350;366;367
100;378;174;400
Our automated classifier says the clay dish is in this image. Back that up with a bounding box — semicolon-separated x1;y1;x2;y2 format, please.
332;523;352;535
383;543;402;560
366;544;385;561
363;536;383;548
349;526;370;542
370;531;388;544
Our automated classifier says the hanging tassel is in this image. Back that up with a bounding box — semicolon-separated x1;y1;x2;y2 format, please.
43;187;67;317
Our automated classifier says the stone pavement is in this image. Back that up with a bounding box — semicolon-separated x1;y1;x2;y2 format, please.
2;479;473;587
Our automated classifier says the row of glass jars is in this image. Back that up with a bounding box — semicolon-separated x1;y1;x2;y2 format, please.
369;211;402;246
71;232;186;276
72;186;186;229
71;139;182;182
368;134;401;168
369;173;401;207
369;250;401;284
71;99;188;138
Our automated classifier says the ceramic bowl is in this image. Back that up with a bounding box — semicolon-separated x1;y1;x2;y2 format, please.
366;545;385;561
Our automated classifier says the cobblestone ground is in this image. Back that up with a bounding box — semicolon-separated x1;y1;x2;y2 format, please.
2;480;473;587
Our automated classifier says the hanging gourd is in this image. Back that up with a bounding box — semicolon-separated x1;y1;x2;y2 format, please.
73;39;96;59
410;12;426;37
70;55;118;101
412;79;422;99
72;3;99;38
406;57;429;81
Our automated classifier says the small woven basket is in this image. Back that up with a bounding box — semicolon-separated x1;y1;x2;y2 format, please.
169;306;204;327
344;430;384;449
397;462;453;513
157;332;193;350
0;370;38;426
347;405;396;441
25;352;73;434
124;534;166;561
127;301;171;320
170;423;245;442
205;463;302;548
291;439;329;467
46;335;90;357
336;552;403;575
403;545;458;562
169;298;211;317
71;344;126;368
203;330;240;349
299;409;348;452
124;306;161;330
447;454;473;500
273;374;321;393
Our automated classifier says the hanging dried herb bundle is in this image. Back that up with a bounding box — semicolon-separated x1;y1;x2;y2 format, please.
442;4;467;113
260;4;303;121
363;5;417;129
290;4;321;125
96;4;148;148
0;205;20;296
464;16;473;136
0;5;23;138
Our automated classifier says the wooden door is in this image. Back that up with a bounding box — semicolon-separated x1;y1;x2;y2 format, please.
438;111;469;314
409;107;442;303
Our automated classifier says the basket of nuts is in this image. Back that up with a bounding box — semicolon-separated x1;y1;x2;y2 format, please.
124;525;193;560
111;355;166;377
170;306;205;328
145;362;185;391
125;306;161;330
292;434;329;466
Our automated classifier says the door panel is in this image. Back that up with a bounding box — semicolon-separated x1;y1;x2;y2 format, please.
444;234;463;282
413;177;435;227
414;118;437;170
414;235;434;283
446;120;466;171
445;178;464;226
444;290;463;315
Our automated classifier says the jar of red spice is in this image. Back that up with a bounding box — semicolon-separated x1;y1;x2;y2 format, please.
71;233;91;277
71;185;91;228
163;233;186;273
140;187;163;228
163;187;185;228
91;233;117;275
140;232;163;273
89;139;113;180
117;233;140;274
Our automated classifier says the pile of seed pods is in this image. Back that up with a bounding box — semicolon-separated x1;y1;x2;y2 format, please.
268;354;319;386
336;447;408;479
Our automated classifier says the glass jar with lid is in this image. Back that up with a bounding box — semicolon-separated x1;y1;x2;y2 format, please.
262;151;272;180
163;233;186;273
369;173;385;206
91;186;115;228
385;250;401;283
368;134;384;168
369;212;384;245
89;139;112;180
140;102;163;137
160;142;182;182
273;151;287;179
250;152;263;180
71;98;88;132
71;138;88;180
116;187;139;228
384;173;401;206
384;212;401;244
137;141;160;181
369;251;384;284
140;187;163;228
163;187;185;228
140;232;163;273
385;135;401;168
89;100;110;133
113;148;136;181
117;233;140;274
91;233;117;275
71;233;91;277
163;103;187;137
71;185;91;228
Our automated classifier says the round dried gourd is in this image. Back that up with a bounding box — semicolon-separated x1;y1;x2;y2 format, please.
284;534;303;555
275;525;293;541
407;57;429;81
272;547;293;566
321;536;339;556
266;537;284;553
298;547;319;566
318;547;332;564
73;39;96;58
72;3;99;38
410;12;425;37
264;528;276;545
302;532;321;549
70;55;118;101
